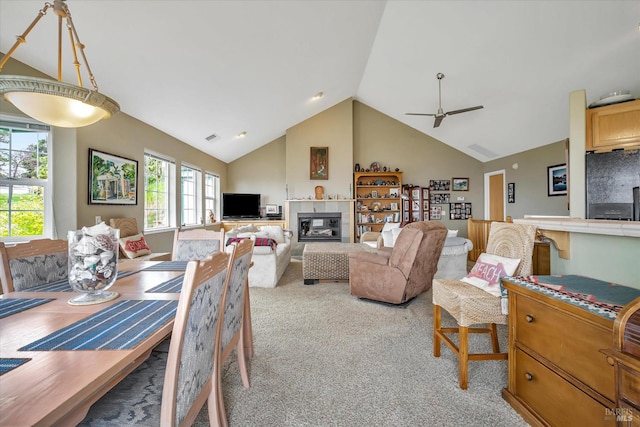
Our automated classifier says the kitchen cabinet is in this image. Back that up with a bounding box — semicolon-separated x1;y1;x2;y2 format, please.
354;171;402;240
586;99;640;152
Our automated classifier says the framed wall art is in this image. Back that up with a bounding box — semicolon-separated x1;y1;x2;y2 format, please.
429;179;450;191
430;206;442;220
89;149;138;205
452;177;469;191
508;183;515;203
547;163;567;196
310;146;328;180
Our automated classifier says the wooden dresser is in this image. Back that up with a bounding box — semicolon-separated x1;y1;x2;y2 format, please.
602;296;640;426
502;276;640;427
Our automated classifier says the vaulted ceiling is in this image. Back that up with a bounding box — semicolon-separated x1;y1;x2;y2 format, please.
1;1;639;163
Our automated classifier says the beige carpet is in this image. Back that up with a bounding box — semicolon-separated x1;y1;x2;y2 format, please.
198;259;529;426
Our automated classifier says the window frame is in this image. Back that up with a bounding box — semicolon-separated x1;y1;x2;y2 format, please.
143;151;176;232
205;172;220;224
180;163;202;227
0;115;53;242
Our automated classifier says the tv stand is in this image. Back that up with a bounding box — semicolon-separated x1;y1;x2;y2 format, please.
221;219;285;232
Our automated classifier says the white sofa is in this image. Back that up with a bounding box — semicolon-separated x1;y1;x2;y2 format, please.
225;224;292;288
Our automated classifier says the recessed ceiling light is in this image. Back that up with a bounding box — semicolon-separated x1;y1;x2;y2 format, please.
237;131;247;138
312;92;324;100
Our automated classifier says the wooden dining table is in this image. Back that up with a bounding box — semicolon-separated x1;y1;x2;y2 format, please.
0;261;187;426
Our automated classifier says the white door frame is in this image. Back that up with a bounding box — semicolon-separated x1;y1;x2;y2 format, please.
484;169;506;220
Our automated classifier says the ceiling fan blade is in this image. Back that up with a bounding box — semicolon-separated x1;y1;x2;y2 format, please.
433;116;444;128
445;105;484;116
405;113;437;116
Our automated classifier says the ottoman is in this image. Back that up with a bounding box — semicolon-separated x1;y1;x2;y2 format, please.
434;237;473;280
303;242;375;284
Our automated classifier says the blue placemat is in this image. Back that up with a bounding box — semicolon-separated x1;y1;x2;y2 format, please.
146;275;185;293
0;298;55;319
21;270;137;293
19;300;178;351
142;261;189;271
0;358;31;375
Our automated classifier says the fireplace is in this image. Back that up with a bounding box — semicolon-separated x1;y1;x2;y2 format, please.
298;212;342;242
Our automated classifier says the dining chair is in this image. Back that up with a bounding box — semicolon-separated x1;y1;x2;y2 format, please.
172;228;225;261
0;239;68;294
432;221;536;389
216;237;254;424
79;251;231;427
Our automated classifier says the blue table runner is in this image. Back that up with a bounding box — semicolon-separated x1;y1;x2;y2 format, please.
142;261;189;271
0;358;31;375
146;275;185;293
19;300;178;351
0;298;55;319
502;275;640;320
22;270;137;293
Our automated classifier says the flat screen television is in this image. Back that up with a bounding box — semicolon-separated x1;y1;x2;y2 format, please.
222;193;261;219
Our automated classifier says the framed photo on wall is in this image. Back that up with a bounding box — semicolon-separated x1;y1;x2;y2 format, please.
310;146;328;180
452;177;469;191
88;149;138;205
547;164;567;196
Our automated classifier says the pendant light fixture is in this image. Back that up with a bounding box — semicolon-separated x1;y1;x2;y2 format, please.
0;0;119;128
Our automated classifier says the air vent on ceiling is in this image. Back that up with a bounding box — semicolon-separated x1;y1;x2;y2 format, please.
205;133;219;142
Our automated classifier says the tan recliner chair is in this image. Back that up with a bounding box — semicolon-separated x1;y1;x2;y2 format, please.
348;221;447;305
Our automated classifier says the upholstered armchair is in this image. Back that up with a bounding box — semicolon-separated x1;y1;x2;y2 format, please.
349;221;447;305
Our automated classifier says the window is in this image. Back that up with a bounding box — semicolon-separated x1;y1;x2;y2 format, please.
144;152;175;230
0;118;51;240
205;172;220;223
181;164;201;226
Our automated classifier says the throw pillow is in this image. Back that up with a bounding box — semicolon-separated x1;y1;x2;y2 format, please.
259;225;285;243
460;253;521;296
382;230;394;247
119;233;151;259
391;227;403;246
447;229;459;237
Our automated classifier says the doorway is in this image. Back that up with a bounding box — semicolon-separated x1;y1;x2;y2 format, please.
484;170;505;221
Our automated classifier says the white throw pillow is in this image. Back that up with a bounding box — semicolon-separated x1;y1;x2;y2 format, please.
382;230;394;247
391;227;403;246
460;253;521;297
259;225;285;243
118;233;151;259
447;229;459;237
235;224;257;233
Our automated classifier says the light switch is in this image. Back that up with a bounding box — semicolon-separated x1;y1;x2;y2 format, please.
95;215;102;224
457;196;465;201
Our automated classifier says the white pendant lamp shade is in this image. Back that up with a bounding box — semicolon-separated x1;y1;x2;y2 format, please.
0;76;119;128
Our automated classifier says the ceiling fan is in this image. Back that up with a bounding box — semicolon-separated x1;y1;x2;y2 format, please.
405;73;483;128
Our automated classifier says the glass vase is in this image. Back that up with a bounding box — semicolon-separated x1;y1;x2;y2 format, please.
68;223;120;305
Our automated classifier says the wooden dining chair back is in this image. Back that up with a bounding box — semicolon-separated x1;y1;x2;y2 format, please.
432;221;536;389
217;237;254;424
172;228;225;261
0;239;68;294
161;251;231;426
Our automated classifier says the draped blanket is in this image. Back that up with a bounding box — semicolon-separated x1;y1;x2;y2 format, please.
226;237;277;251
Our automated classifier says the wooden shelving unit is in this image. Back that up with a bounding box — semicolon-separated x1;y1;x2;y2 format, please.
354;171;402;240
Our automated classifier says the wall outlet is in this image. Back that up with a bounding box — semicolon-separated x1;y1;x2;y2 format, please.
95;215;102;225
457;196;465;201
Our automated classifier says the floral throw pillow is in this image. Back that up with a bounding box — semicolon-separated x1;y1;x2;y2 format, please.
118;233;151;259
460;253;521;296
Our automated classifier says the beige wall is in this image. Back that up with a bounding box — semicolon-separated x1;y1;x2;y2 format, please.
1;58;228;253
484;140;570;219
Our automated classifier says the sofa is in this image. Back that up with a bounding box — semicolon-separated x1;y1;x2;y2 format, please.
225;224;292;288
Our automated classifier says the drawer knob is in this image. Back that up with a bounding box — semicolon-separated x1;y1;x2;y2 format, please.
524;372;534;381
525;314;534;323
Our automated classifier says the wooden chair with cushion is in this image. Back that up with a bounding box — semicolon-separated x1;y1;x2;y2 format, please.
349;221;448;305
218;237;254;423
172;228;225;261
109;217;171;261
432;221;536;389
79;251;232;426
0;239;68;294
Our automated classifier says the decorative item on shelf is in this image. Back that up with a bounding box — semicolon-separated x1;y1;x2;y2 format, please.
383;166;388;172
208;210;216;223
0;0;120;128
370;162;381;172
370;201;383;212
395;168;400;172
314;185;324;200
354;163;361;172
67;222;120;305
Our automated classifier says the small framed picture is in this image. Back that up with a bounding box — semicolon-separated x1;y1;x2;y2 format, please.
371;190;378;198
547;164;567;196
390;202;399;211
265;204;278;214
507;183;515;203
452;177;469;191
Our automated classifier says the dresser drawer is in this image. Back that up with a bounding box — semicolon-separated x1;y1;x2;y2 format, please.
620;364;640;408
514;293;615;401
515;348;616;426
